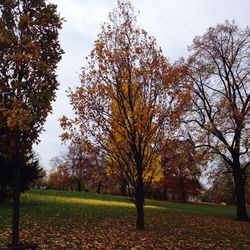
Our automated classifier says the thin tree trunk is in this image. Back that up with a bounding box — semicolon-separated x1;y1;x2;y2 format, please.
120;179;126;196
0;185;6;204
97;181;102;193
135;172;144;230
181;191;187;203
11;159;21;246
77;181;81;192
136;200;144;229
233;168;249;221
180;177;187;203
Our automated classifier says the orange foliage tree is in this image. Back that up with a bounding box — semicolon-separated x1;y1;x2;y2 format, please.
48;156;73;190
186;21;250;221
61;1;190;229
161;139;204;202
0;0;63;246
48;142;107;193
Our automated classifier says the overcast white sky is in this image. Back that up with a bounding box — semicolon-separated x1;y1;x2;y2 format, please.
33;0;250;170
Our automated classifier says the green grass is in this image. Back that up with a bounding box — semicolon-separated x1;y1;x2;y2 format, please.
20;188;249;219
147;198;244;217
0;189;250;249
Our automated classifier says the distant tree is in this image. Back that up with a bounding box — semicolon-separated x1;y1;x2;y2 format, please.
86;145;108;194
64;144;90;192
201;160;236;204
161;139;204;202
0;0;63;245
186;21;250;221
60;1;190;229
47;157;72;190
33;168;47;188
48;143;108;192
210;175;235;205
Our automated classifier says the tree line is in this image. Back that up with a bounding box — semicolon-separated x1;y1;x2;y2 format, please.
45;138;203;203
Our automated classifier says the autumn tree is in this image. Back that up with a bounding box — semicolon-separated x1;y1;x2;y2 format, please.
210;174;235;204
48;143;107;192
186;21;250;221
161;139;203;202
59;142;104;192
61;1;190;229
0;0;63;246
86;145;108;194
64;143;90;192
48;156;72;190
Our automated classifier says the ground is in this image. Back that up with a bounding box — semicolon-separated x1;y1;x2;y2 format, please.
0;189;250;249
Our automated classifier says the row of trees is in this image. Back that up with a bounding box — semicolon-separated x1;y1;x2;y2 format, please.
47;139;203;203
60;1;250;229
48;143;107;193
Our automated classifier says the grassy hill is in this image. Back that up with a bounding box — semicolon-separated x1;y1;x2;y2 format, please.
0;189;250;249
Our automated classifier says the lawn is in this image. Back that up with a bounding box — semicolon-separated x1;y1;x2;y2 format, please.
0;189;250;249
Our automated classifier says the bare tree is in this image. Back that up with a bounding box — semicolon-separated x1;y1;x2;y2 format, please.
186;21;250;221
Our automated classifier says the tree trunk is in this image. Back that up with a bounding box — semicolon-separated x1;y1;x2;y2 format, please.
135;173;144;230
233;168;249;221
11;159;21;246
97;181;102;193
77;181;81;192
180;177;187;203
0;185;6;204
181;191;187;203
12;184;20;246
136;200;144;230
120;179;126;196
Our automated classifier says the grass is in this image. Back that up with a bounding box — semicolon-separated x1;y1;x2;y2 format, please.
0;189;250;249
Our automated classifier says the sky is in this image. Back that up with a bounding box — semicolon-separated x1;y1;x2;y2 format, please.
33;0;250;170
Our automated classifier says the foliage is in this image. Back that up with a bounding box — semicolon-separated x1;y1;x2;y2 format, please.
47;156;71;191
159;139;204;202
0;152;42;203
0;0;63;178
47;143;110;193
0;0;63;152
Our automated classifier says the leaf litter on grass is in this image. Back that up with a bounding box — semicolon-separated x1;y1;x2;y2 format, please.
1;190;250;249
1;211;250;249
